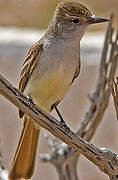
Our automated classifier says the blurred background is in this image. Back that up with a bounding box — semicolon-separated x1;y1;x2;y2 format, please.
0;0;118;180
0;0;118;30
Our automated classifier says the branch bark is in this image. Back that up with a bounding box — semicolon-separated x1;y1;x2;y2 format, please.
110;77;118;121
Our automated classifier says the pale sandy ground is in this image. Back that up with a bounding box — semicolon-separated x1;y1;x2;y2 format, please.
0;29;118;180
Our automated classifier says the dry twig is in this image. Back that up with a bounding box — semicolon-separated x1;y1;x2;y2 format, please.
109;77;118;120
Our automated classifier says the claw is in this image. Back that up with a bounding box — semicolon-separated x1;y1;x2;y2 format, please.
60;120;70;133
27;94;34;105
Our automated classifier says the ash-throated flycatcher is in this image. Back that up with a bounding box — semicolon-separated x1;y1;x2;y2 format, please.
8;1;109;180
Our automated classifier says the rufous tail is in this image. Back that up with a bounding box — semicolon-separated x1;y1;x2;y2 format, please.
8;115;40;180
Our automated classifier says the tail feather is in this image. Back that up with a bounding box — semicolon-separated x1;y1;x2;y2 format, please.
8;116;40;180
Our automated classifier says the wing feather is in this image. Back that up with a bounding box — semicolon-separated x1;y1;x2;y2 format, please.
19;40;43;118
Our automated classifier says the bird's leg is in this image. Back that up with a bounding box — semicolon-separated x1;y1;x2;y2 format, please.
53;105;65;125
53;104;70;132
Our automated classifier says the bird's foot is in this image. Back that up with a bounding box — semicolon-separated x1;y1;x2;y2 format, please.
60;119;70;133
27;94;34;105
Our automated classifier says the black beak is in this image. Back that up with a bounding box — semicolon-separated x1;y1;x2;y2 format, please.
88;15;109;24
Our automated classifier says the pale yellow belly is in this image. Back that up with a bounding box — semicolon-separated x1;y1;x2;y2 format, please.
24;64;74;112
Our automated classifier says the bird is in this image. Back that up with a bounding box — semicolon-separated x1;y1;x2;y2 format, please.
8;1;109;179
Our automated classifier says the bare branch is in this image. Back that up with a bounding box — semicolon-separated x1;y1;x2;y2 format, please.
78;13;116;140
0;73;114;171
110;77;118;121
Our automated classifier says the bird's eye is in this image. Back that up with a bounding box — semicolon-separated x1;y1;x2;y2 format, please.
72;19;80;23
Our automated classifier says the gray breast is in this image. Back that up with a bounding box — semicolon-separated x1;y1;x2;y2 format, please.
36;36;80;80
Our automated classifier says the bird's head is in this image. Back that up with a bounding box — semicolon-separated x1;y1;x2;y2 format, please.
49;1;109;40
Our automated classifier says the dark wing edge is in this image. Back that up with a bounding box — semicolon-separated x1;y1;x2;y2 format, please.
71;58;81;84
